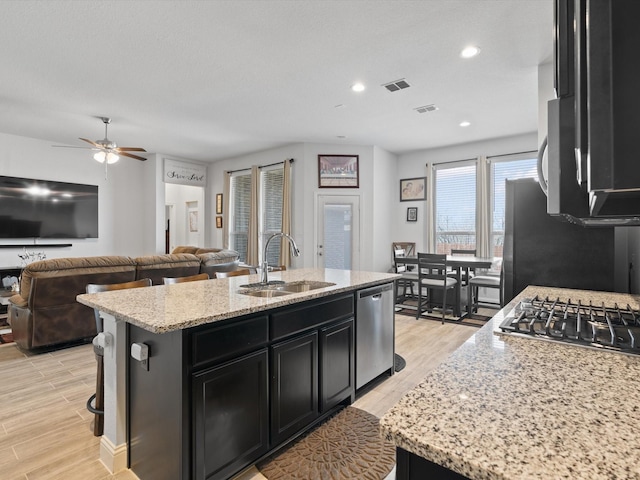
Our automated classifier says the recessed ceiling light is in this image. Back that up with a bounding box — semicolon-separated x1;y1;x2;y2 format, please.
460;46;481;58
351;83;365;92
460;121;471;127
336;135;347;139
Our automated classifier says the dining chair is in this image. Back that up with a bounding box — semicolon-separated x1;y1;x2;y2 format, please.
85;277;152;436
467;258;503;315
416;253;457;324
215;268;252;278
393;247;418;303
162;273;210;284
392;241;416;258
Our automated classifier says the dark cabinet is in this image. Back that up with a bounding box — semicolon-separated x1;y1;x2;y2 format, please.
127;288;377;480
320;318;354;412
270;331;319;445
193;349;269;480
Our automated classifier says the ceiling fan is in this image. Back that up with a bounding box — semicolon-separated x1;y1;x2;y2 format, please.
54;117;147;164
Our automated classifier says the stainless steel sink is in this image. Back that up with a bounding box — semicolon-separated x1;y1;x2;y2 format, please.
278;281;335;292
239;280;336;297
241;289;292;298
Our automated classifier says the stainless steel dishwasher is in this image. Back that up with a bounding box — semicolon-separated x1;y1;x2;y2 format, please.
356;283;394;389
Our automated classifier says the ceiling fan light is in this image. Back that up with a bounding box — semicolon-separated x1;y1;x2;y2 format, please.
106;152;120;164
93;151;106;163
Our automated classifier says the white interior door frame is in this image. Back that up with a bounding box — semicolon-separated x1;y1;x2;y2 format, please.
314;193;361;270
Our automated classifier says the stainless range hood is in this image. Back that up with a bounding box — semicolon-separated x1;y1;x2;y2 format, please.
545;0;640;226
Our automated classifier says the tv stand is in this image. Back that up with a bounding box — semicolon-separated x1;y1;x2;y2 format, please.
0;243;72;249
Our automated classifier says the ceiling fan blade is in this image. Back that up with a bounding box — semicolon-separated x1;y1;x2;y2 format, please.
115;147;147;152
79;137;102;148
119;151;147;161
52;145;93;149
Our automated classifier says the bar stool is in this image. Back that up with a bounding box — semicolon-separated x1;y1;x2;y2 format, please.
85;278;151;436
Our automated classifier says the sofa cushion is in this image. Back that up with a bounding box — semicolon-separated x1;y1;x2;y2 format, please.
195;247;223;254
134;253;201;285
171;246;199;254
18;256;136;304
198;250;240;276
197;250;239;265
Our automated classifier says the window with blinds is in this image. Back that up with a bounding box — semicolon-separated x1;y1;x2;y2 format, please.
260;166;284;266
434;161;477;254
490;155;538;257
229;173;251;262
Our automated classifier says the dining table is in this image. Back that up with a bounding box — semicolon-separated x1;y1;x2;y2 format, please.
395;254;494;319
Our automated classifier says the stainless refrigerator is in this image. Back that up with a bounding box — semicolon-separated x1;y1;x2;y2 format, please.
503;178;615;303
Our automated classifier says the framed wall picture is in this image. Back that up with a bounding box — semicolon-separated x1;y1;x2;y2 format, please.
189;210;198;232
400;176;427;201
407;207;418;222
215;193;223;214
318;154;359;188
215;216;223;229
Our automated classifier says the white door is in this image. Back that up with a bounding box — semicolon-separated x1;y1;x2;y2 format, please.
317;195;360;270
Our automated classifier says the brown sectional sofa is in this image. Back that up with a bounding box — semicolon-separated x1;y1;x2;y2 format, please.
8;248;239;351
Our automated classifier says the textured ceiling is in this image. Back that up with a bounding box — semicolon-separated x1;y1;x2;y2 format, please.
0;0;553;163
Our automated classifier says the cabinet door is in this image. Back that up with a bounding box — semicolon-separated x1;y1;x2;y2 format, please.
192;349;269;480
271;331;318;445
320;318;354;412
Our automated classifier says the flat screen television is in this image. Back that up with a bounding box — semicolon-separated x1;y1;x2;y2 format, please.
0;175;98;239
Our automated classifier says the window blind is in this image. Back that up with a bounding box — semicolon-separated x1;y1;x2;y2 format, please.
434;162;477;254
230;173;251;262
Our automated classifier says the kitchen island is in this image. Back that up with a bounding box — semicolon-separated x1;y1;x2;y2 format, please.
77;267;398;480
380;286;640;480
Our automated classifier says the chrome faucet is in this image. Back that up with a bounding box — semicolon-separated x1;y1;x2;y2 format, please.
261;233;300;284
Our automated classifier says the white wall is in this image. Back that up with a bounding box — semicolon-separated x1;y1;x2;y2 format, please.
0;130;545;274
372;146;397;273
393;132;539;253
208;142;394;271
0;131;150;266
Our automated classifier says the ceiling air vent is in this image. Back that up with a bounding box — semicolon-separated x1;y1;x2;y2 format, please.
382;79;410;92
414;104;438;114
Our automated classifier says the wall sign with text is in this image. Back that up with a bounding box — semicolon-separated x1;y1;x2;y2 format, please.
163;158;207;187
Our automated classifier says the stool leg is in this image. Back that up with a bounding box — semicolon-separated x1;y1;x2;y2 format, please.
94;355;104;436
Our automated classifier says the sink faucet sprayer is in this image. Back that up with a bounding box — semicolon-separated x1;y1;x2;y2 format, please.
261;233;300;284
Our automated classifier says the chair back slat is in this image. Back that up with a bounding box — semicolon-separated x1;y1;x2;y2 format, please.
86;278;152;332
417;253;448;280
163;273;210;284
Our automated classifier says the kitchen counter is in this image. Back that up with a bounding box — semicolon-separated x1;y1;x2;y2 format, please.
77;267;398;333
380;285;640;480
77;267;399;478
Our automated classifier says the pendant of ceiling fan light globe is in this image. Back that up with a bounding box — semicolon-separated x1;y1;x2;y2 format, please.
93;150;120;164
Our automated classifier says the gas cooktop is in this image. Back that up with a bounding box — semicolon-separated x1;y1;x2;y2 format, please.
498;296;640;355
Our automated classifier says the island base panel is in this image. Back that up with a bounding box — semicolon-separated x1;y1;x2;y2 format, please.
396;448;470;480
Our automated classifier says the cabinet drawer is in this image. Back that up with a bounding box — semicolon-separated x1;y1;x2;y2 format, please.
191;315;268;368
270;294;354;341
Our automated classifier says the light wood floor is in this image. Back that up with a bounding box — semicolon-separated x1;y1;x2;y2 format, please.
0;313;483;480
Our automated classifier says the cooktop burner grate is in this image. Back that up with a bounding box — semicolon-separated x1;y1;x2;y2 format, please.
498;296;640;354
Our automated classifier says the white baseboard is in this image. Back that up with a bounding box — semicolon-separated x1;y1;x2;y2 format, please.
100;436;128;474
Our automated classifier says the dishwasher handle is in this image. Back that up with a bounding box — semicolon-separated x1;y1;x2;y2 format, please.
358;283;393;299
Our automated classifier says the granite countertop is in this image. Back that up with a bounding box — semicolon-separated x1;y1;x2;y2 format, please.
77;267;398;334
380;285;640;480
